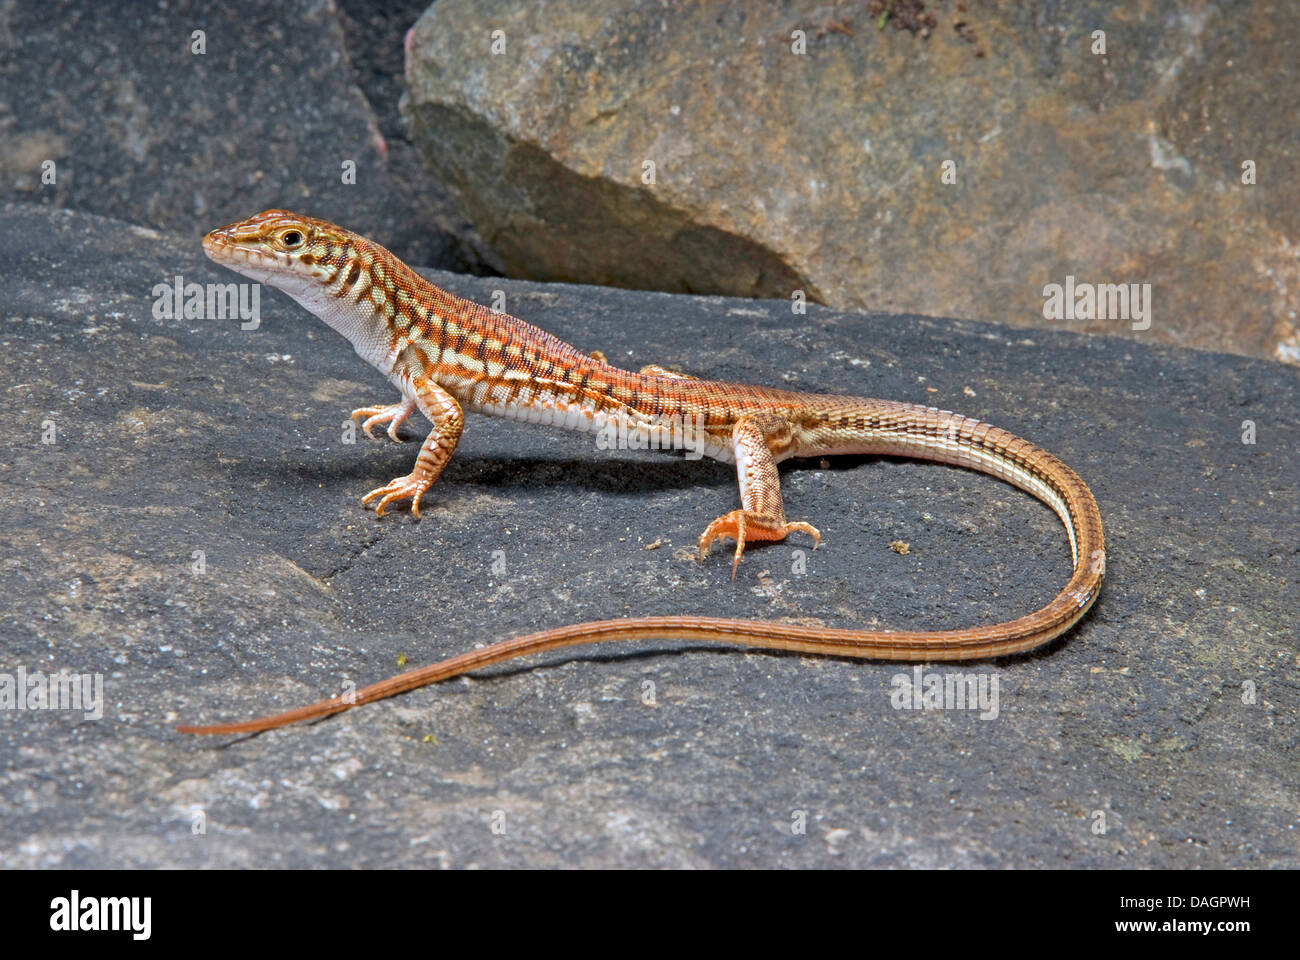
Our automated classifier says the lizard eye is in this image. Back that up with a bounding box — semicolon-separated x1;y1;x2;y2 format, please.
280;229;305;249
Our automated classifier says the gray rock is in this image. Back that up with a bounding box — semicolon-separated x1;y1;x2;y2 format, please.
1;203;1295;868
404;0;1300;363
0;0;491;273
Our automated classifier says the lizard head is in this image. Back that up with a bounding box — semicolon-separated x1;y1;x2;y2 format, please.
202;210;357;292
202;210;418;352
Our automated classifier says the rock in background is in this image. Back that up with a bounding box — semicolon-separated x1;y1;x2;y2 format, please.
404;0;1299;362
0;0;496;273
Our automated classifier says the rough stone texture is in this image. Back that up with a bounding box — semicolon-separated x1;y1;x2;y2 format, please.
2;204;1295;868
403;0;1300;363
0;0;493;273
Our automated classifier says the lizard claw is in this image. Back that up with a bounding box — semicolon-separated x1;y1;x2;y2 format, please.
351;400;416;442
697;511;821;579
361;472;433;518
698;509;748;579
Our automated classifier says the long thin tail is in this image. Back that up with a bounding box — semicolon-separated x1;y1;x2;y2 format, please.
177;414;1104;736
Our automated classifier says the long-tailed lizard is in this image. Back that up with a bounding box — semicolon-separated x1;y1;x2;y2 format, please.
178;210;1104;735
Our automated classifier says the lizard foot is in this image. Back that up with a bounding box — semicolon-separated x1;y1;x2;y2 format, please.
350;399;416;441
361;471;434;518
697;510;821;578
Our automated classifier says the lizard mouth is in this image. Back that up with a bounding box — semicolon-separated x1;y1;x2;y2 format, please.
201;231;285;288
202;229;278;268
201;228;234;261
201;227;246;260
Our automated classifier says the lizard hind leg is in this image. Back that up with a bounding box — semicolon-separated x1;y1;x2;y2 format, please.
638;363;699;380
697;417;820;577
589;351;699;381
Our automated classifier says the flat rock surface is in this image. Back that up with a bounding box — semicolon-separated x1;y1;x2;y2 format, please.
1;203;1295;868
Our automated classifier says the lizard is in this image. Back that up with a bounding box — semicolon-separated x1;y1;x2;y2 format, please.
178;209;1105;735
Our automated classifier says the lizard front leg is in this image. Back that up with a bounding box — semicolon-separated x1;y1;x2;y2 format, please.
698;417;820;577
361;379;463;518
350;397;416;441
